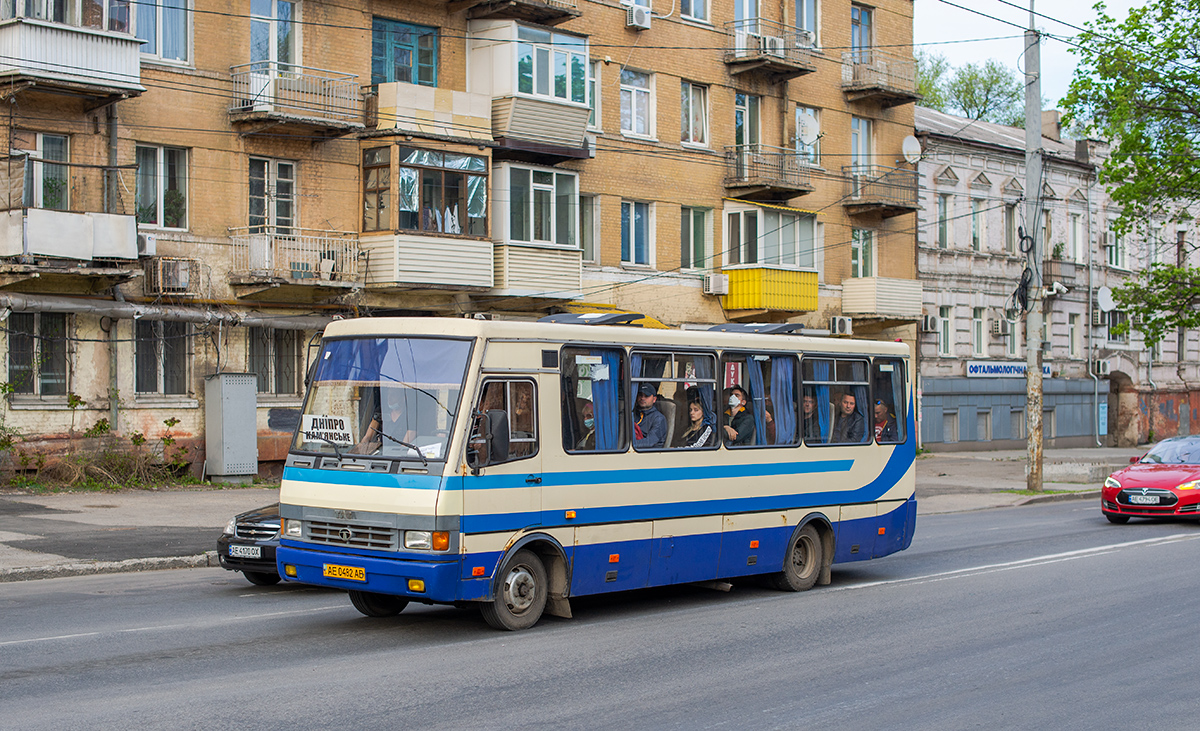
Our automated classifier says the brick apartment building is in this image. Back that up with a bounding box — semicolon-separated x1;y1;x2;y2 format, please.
0;0;920;468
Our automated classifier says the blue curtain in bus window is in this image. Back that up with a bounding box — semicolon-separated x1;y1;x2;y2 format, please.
772;356;796;444
317;338;387;382
694;356;716;428
746;357;766;446
630;352;642;404
592;349;619;450
814;359;831;440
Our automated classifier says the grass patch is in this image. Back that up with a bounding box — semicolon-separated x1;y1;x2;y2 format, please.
1001;488;1091;496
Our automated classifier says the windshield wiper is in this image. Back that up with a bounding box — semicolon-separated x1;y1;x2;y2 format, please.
304;432;345;461
376;430;429;467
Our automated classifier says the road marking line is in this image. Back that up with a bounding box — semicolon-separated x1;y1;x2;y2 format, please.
831;533;1199;592
0;631;100;647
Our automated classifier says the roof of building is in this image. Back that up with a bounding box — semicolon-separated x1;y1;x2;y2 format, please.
914;106;1079;160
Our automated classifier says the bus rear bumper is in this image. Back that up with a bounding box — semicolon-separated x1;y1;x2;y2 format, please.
276;544;462;602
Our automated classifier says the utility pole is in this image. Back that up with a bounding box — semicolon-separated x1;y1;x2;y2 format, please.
1024;1;1044;491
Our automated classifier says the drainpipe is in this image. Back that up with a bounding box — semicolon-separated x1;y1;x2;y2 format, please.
109;288;124;432
1086;169;1101;446
106;105;118;215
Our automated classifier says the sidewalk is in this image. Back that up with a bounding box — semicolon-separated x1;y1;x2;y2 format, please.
0;445;1144;582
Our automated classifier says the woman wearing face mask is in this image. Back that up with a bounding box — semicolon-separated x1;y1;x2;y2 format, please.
723;385;756;446
677;400;714;448
576;400;596;450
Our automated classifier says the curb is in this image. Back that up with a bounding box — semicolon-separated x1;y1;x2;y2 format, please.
0;550;221;583
1016;489;1100;506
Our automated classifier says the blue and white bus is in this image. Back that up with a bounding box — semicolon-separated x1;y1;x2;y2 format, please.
276;316;916;630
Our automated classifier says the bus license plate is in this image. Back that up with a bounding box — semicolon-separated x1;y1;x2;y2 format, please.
1129;495;1160;505
229;545;261;559
323;563;366;581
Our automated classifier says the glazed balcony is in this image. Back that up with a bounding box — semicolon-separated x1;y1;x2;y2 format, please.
0;17;144;98
842;165;920;218
724;144;815;200
724;19;817;83
229;62;364;137
722;266;818;312
229;226;360;301
841;49;920;107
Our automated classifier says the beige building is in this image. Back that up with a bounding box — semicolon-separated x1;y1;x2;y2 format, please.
0;0;920;469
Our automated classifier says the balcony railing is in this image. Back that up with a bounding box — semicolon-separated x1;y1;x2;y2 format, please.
842;164;920;217
229;62;362;127
840;49;920;106
0;18;144;94
724;144;814;197
229;226;360;283
724;19;817;81
1043;258;1078;284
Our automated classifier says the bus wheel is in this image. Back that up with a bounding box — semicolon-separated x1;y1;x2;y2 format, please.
481;549;547;631
773;524;822;592
349;590;409;617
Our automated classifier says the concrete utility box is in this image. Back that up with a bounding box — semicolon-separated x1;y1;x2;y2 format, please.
205;373;258;482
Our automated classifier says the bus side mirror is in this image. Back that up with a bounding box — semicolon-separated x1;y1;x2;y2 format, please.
469;410;510;476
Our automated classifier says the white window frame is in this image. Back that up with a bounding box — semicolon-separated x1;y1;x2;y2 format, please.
1;1;190;63
850;228;874;278
850;116;872;167
1070;213;1082;262
1005;318;1019;358
723;205;815;269
587;60;601;130
515;26;589;108
1069;313;1081;358
972;307;985;357
680;80;709;147
135;0;191;64
249;157;297;233
621;200;654;267
580;194;599;264
1005;204;1017;253
681;0;709;22
680;206;711;271
251;0;299;68
937;193;951;248
14;132;68;210
939;305;952;357
794;105;820;165
500;163;578;248
971;198;985;251
136;144;188;230
850;4;872;53
1107;228;1127;269
735;92;760;148
620;69;654;138
795;0;818;45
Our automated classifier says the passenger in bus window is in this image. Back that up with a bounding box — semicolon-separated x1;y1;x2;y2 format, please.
802;393;823;442
874;400;898;443
633;384;667;449
724;385;756;446
576;400;596;450
352;386;417;454
677;400;714;448
830;392;865;444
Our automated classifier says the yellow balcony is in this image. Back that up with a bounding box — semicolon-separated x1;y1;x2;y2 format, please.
722;266;818;312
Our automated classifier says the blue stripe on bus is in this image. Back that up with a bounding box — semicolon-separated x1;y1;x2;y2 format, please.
282;466;445;490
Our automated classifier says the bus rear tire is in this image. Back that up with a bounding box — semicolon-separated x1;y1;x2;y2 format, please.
349;590;409;617
481;549;547;631
772;524;822;592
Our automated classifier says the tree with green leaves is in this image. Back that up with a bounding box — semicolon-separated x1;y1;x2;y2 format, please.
1063;0;1200;348
916;52;1024;126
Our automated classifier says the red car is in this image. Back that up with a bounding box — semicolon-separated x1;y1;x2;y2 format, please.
1102;437;1200;524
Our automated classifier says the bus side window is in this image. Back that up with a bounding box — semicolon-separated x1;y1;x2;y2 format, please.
721;353;799;448
872;358;906;444
471;379;538;464
562;347;628;453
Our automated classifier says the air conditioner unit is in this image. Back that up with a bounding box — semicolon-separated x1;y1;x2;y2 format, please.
829;316;853;336
991;319;1011;337
137;232;157;257
795;29;815;47
145;257;199;296
759;34;786;57
1096;360;1111;376
920;314;939;333
1102;232;1116;249
702;273;729;296
1092;309;1107;327
627;5;652;30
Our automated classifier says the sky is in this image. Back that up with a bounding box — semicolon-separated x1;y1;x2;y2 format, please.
912;0;1140;109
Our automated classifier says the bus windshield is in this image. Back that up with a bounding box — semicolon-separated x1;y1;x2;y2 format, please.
293;337;472;462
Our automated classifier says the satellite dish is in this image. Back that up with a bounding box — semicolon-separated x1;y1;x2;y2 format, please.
902;135;922;164
1097;286;1116;312
796;113;819;146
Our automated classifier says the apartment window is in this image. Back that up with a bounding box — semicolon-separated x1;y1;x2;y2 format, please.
735;93;760;149
620;69;652;136
135;320;188;395
1070;213;1082;262
249;157;296;234
1005;204;1017;253
725;208;815;268
795;106;820;164
971;198;985;251
510;166;575;246
251;0;296;70
1069;313;1081;358
249;327;301;395
134;0;188;62
939;305;951;356
850;228;873;278
362;147;390;232
397;148;487;236
1042;209;1052;252
580;195;598;264
1006;319;1019;358
1107;230;1127;268
8;312;67;396
587;61;600;129
1108;310;1128;344
135;145;187;229
15;132;67;210
850;116;872;166
733;0;757;32
972;307;985;356
850;4;872;56
518;26;587;105
371;17;437;86
680;207;710;270
682;0;708;22
976;410;992;441
621;200;652;266
796;0;817;43
937;194;951;248
680;81;708;146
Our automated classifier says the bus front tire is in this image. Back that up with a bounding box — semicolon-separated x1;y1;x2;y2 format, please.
481;549;547;631
773;524;822;592
349;590;409;617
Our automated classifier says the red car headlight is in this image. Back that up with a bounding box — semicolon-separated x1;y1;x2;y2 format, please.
1104;476;1121;489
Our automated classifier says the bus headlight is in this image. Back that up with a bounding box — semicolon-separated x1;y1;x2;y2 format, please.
285;519;302;537
404;531;432;550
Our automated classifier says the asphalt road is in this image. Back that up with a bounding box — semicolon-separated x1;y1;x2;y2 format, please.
2;502;1197;730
